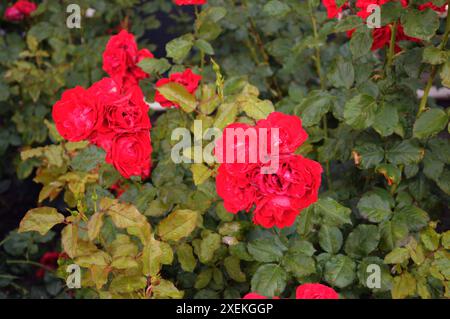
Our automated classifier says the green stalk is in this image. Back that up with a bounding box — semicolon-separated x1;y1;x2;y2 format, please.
387;21;398;69
417;0;450;117
308;2;332;190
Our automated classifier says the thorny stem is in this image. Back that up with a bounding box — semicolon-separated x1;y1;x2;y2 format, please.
387;21;398;70
308;2;332;190
417;3;450;117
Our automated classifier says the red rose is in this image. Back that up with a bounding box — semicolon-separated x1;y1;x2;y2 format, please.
295;283;339;299
52;86;102;141
100;85;150;134
4;6;23;21
106;131;152;179
216;165;257;214
254;155;323;210
214;123;259;176
256;112;308;154
102;30;153;88
322;0;348;19
419;2;447;12
253;195;301;228
14;0;37;15
174;0;207;5
155;69;202;108
36;252;65;279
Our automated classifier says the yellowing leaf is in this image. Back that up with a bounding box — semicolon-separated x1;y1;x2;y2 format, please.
87;212;104;241
191;164;212;186
392;272;416;299
151;279;184;299
61;224;78;258
157;82;197;113
157;209;198;242
19;207;65;235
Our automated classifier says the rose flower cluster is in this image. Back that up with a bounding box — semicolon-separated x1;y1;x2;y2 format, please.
53;30;153;179
214;112;322;229
323;0;447;52
3;0;37;22
243;283;339;300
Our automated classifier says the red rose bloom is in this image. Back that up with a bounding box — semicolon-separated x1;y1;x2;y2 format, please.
14;0;37;15
216;165;257;214
4;6;23;21
106;131;152;179
214;123;259;176
174;0;207;5
322;0;348;19
52;86;102;141
36;252;63;279
4;0;36;21
155;69;202;108
253;195;301;228
254;155;323;210
419;2;447;12
296;283;339;299
256;112;308;154
102;30;153;89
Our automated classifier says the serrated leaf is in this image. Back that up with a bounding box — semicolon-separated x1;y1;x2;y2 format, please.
157;82;197;113
157;209;198;242
19;207;65;236
251;264;287;297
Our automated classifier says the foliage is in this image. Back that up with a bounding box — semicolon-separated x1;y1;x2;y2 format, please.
3;0;450;299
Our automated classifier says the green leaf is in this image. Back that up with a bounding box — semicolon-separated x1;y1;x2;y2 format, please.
357;192;392;223
350;28;373;60
296;91;332;127
242;100;275;120
247;237;287;263
177;243;197;272
191;164;212;186
195;268;213;289
379;220;409;252
422;46;447;65
420;227;440;251
137;58;171;75
328;57;355;89
194;39;215;55
344;224;380;258
213;103;238;130
324;254;356;288
18;207;65;236
87;212;104;241
386;140;424;165
251;264;287;297
401;9;439;41
384;247;410;264
373;103;399;137
353;144;385;169
392;205;429;232
152;279;184;299
334;16;364;33
318;225;343;254
109;275;147;293
166;34;194;63
376;163;402;186
157;209;198;242
413;108;448;139
199;232;222;263
263;0;291;17
440;58;450;87
344;94;378;129
315;197;352;227
282;251;316;279
157;82;197;113
224;256;246;282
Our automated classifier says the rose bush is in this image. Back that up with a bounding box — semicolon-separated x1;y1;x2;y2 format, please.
0;0;449;299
